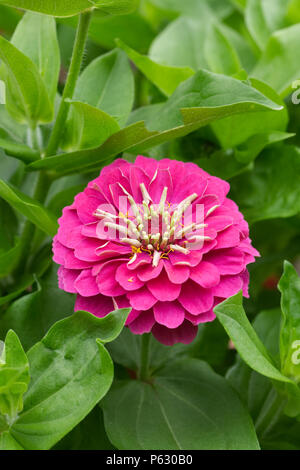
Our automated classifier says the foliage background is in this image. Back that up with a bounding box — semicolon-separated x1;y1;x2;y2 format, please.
1;0;300;450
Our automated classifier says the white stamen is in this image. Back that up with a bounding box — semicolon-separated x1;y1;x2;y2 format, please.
206;205;220;217
140;183;152;204
128;253;137;265
152;250;161;267
158;187;168;215
121;238;141;248
170;244;190;254
104;222;128;236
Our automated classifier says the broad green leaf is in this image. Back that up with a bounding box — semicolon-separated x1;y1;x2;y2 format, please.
0;106;27;144
28;69;282;175
0;198;17;251
0;5;22;34
11;12;60;105
102;358;259;450
61;10;155;53
211;78;288;149
287;0;300;23
10;308;129;450
53;406;114;450
74;49;134;127
278;261;300;382
0;431;24;450
214;291;292;383
149;16;254;73
0;34;53;125
0;238;22;279
0;264;75;351
234;131;294;164
62;101;120;151
116;39;194;97
0;180;58;236
149;0;234;20
0;330;30;419
230;145;300;223
245;0;289;50
0;138;39;163
253;24;300;96
0;0;139;17
204;23;241;76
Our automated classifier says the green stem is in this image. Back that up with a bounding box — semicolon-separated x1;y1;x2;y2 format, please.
255;389;287;440
14;172;52;277
45;10;93;158
138;334;151;381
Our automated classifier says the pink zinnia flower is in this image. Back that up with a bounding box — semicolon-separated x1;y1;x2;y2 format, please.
53;156;259;345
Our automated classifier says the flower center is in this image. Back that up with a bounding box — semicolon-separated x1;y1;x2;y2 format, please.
94;182;214;266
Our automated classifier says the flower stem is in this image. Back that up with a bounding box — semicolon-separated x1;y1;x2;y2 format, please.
255;388;287;440
45;10;93;158
138;334;151;381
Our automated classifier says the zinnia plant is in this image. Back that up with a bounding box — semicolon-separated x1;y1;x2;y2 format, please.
1;0;300;453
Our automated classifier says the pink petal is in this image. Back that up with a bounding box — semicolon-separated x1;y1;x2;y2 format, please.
178;281;214;315
206;215;234;232
216;226;241;249
152;320;198;346
96;260;126;296
212;275;243;298
153;301;185;328
137;261;163;282
190;261;220;288
135;155;158;180
127;253;152;270
64;247;93;269
128;310;156;334
75;294;114;318
115;263;144;291
185;309;216;325
58;266;78;294
147;270;181;301
130;166;150;203
74;238;103;262
164;260;190;284
74;269;100;296
204;248;245;275
170;250;203;267
148;168;173;203
127;286;157;310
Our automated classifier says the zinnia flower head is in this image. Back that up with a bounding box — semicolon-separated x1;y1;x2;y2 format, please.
53;156;259;345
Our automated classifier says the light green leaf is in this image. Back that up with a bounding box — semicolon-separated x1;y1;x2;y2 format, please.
0;0;139;17
11;12;60;105
0;34;53;125
0;330;30;419
0;264;75;351
204;23;241;76
230;145;300;223
116;39;194;97
278;261;300;382
245;0;289;50
214;291;292;383
0;138;39;163
62;101;120;151
74;49;134;127
9;308;129;450
0;431;24;450
28;69;282;175
253;23;300;97
102;358;259;450
0;179;58;236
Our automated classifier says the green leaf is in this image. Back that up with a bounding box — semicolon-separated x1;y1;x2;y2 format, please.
0;34;53;125
28;69;282;175
0;0;139;17
0;138;39;164
53;406;114;450
0;431;24;450
62;101;120;151
214;291;292;383
0;238;22;279
211;78;288;149
230;145;300;223
253;24;300;97
0;264;75;351
0;180;58;236
61;10;155;53
117;39;194;97
149;0;234;20
204;23;241;76
102;358;259;450
9;308;129;450
11;12;60;105
0;330;30;419
74;49;134;127
278;261;300;382
245;0;289;50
